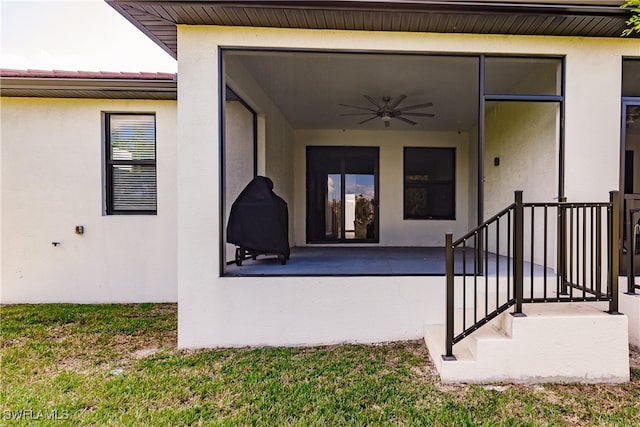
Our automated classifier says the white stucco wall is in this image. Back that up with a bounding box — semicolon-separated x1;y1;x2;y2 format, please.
484;102;559;212
224;101;255;264
564;44;634;202
293;129;471;246
1;97;177;303
176;25;638;348
484;101;560;264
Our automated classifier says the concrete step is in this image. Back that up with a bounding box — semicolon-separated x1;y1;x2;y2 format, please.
467;323;510;359
452;301;518;342
619;285;640;348
424;302;630;384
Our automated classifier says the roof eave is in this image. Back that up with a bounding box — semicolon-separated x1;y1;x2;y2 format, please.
107;0;178;59
0;76;178;100
106;0;636;58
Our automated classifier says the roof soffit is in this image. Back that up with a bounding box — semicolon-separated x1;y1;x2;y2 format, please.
106;0;637;58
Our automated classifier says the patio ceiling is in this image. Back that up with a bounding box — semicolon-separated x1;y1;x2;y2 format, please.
228;52;640;133
106;0;637;59
225;50;481;131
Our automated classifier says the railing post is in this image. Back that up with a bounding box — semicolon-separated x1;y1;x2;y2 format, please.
609;191;621;314
557;197;567;295
443;233;456;360
476;229;484;276
512;191;526;317
627;208;635;294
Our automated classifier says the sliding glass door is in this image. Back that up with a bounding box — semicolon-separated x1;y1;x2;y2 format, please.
306;146;379;243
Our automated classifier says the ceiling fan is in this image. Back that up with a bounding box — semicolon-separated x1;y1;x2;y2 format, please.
339;95;435;128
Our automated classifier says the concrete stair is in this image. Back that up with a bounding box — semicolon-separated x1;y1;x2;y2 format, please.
424;302;630;383
619;279;640;348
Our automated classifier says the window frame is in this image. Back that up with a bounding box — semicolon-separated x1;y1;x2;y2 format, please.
104;112;157;215
305;146;380;244
403;147;456;221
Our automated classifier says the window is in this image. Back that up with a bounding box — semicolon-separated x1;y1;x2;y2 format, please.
404;147;455;220
105;113;157;214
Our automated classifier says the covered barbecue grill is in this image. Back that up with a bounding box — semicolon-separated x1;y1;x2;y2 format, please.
226;176;290;266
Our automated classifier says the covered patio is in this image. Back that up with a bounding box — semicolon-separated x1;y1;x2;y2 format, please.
221;50;563;277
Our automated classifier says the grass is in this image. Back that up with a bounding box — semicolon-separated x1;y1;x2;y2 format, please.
1;304;639;426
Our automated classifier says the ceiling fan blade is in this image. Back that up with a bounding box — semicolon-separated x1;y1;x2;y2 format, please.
395;116;417;126
363;95;383;109
339;103;378;112
400;102;434;112
388;94;407;109
401;112;435;117
358;116;379;125
339;113;377;116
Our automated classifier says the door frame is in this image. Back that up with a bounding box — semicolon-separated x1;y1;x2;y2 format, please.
306;146;380;244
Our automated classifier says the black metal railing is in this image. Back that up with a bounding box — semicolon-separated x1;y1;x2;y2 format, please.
443;191;620;360
624;194;640;294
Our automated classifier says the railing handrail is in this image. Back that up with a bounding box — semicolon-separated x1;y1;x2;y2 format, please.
444;194;520;358
443;190;620;360
453;203;515;247
525;201;611;208
454;199;610;247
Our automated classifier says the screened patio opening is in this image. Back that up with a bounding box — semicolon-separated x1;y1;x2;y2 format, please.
221;50;563;276
621;57;640;281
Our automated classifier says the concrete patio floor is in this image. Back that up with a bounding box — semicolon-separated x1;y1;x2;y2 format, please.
224;246;553;277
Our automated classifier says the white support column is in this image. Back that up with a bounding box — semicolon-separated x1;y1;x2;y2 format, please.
176;27;222;348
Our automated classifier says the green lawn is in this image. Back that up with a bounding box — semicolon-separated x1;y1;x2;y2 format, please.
1;304;639;426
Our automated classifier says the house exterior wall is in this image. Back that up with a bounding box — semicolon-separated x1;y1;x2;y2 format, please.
293;129;471;246
484;102;559;212
563;45;638;202
484;101;560;265
0;97;177;303
176;24;638;348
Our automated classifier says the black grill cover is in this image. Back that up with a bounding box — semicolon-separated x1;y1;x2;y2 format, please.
226;176;290;258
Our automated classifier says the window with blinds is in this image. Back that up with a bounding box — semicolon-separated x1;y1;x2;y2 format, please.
105;113;157;214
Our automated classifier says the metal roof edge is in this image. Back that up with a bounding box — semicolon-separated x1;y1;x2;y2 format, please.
0;72;177;100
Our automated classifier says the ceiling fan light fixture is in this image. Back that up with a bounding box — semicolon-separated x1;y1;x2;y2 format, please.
340;94;434;128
